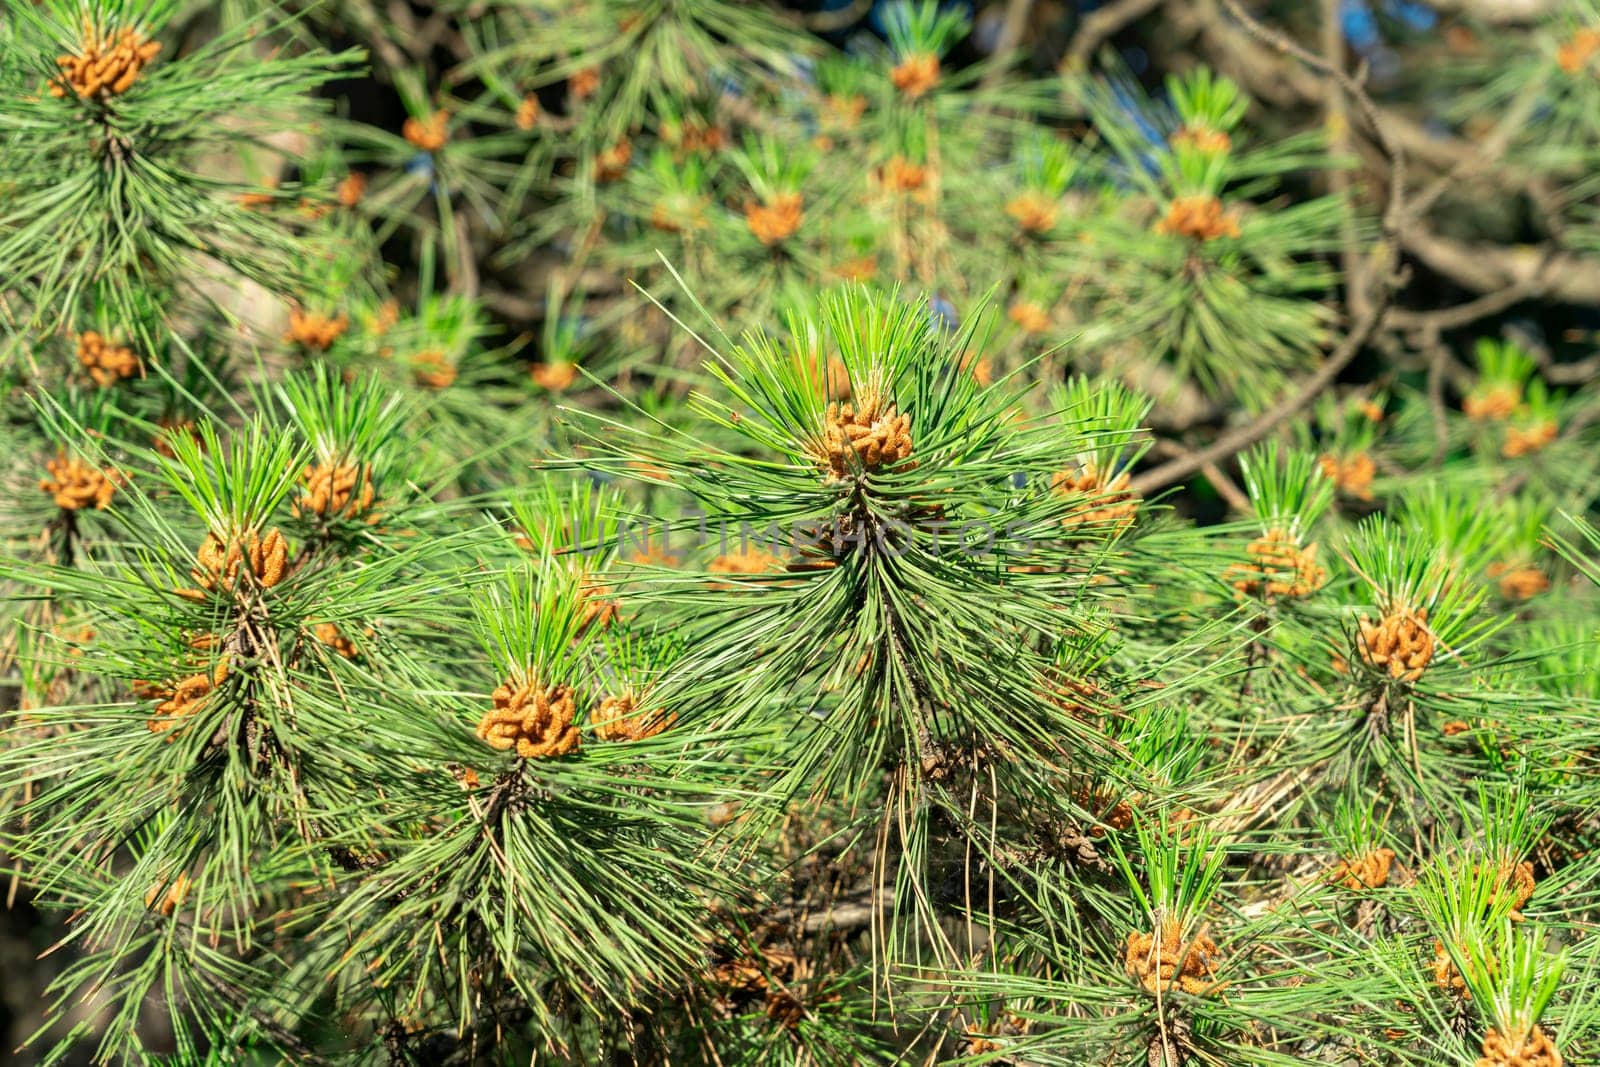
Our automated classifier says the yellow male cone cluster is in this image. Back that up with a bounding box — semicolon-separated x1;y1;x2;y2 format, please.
813;390;914;479
1477;1026;1562;1067
1123;918;1224;996
592;693;675;743
39;452;121;511
746;192;804;245
1229;528;1327;600
1052;461;1138;530
1327;847;1394;890
176;529;289;601
1156;195;1239;241
1355;607;1434;682
76;330;140;387
890;53;940;98
294;461;377;520
52;20;161;101
476;678;580;759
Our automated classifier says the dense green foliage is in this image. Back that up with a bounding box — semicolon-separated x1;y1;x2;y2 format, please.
4;1;1600;1064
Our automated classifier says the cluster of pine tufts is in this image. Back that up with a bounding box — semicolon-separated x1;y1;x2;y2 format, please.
6;0;1600;1064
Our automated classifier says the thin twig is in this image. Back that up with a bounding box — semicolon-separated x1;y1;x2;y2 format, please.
1130;318;1376;496
1153;439;1250;512
980;0;1038;90
1425;340;1450;468
1066;0;1163;68
1219;0;1406;244
1320;0;1366;318
801;0;872;32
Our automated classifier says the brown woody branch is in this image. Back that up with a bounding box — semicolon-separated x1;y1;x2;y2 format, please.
1065;0;1165;68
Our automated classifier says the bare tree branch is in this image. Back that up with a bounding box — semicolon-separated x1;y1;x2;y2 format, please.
981;0;1039;89
1065;0;1164;68
1403;229;1600;305
1425;0;1556;24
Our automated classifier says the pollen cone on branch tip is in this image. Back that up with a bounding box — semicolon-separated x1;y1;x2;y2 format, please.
1433;940;1469;997
1319;451;1376;499
1557;27;1600;74
40;452;122;511
880;156;929;194
175;529;288;601
236;178;279;210
595;139;632;182
1464;386;1520;420
890;53;940;99
1503;421;1557;458
1123;918;1224;996
811;387;914;480
285;308;350;351
664;119;725;157
569;66;601;101
709;547;783;581
144;656;229;737
532;361;578;391
312;622;359;660
411;350;457;389
829;255;877;283
1170;125;1232;154
1485;859;1537;922
144;872;191;917
1008;301;1051;335
1072;783;1135;838
1355;606;1434;682
294;461;377;520
1488;561;1549;601
746;192;803;245
1228;528;1326;600
1006;192;1058;234
403;109;449;152
51;19;162;101
822;93;867;131
593;693;675;742
1328;847;1394;890
1051;461;1138;529
577;578;620;634
476;678;580;759
1155;195;1240;242
336;172;366;208
515;93;540;130
1478;1026;1563;1067
76;330;139;387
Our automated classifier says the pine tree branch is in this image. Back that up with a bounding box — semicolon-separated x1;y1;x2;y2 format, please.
801;0;872;32
1152;439;1250;512
1132;0;1408;494
1390;249;1561;333
1217;0;1405;241
1321;0;1366;318
1402;229;1600;305
1173;0;1531;177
